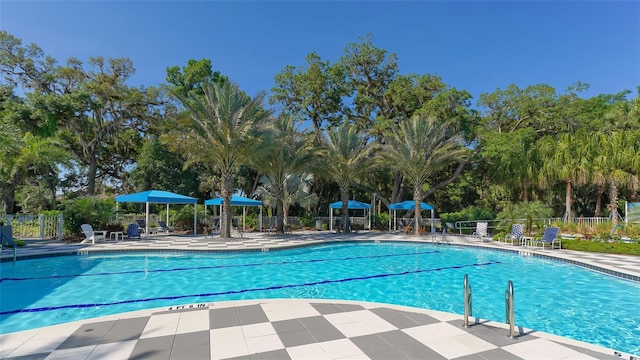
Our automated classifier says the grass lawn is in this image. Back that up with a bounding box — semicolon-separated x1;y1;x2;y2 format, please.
561;239;640;256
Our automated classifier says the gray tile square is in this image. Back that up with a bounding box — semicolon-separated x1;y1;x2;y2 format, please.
447;320;536;347
351;333;411;360
236;304;269;325
169;343;210;360
378;330;446;360
550;341;622;360
224;356;252;360
3;353;50;360
250;349;292;360
310;303;343;315
276;329;316;347
272;319;305;333
210;307;240;329
371;308;439;329
130;335;174;360
299;316;345;342
173;330;210;348
56;320;116;349
335;303;366;312
453;348;524;360
102;316;149;343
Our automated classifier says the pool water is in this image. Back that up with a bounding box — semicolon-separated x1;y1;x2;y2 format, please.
1;243;639;355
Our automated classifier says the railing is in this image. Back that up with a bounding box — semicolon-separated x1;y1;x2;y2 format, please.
1;214;63;240
453;217;612;235
505;280;515;338
463;274;472;327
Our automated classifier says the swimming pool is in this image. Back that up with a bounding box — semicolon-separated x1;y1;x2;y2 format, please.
1;242;639;355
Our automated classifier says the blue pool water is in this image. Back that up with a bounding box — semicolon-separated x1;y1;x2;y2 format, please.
1;242;639;355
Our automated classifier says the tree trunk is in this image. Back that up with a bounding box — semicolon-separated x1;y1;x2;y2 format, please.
341;187;350;234
276;185;285;233
2;189;15;215
607;179;619;224
564;179;572;223
594;185;605;216
522;179;529;202
220;173;234;238
87;155;98;196
413;186;422;236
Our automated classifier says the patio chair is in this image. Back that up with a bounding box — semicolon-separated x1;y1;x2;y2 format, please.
157;220;173;234
81;224;107;244
136;219;147;234
126;224;141;240
231;218;243;238
533;227;561;249
472;222;489;242
504;224;525;246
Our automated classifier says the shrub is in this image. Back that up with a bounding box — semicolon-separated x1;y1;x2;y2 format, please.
298;214;314;227
440;206;496;234
61;197;114;235
496;201;552;235
372;212;390;231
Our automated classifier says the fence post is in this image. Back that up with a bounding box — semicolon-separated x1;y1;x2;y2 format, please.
58;213;63;240
39;214;45;240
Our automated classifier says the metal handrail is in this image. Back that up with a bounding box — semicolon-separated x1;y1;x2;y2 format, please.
463;274;472;327
505;280;515;338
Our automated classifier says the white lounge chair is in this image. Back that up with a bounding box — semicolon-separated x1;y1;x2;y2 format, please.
472;222;489;242
81;224;107;244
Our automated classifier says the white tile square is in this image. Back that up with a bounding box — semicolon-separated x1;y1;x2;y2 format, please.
324;310;395;337
423;333;496;359
503;338;599;360
210;327;249;360
242;322;276;338
140;312;180;338
403;322;467;342
319;338;367;359
287;343;331;360
87;340;137;360
245;333;284;354
44;345;95;359
176;310;209;334
3;335;66;357
261;301;320;321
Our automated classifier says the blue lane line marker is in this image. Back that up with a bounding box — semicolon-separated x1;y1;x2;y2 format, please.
0;260;501;315
0;250;440;283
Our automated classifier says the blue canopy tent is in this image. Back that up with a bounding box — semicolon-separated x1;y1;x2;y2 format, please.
204;195;263;232
329;200;371;231
389;200;435;234
115;190;198;235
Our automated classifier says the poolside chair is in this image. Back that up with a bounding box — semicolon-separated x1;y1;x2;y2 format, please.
472;222;489;242
157;220;173;234
126;224;141;240
136;219;147;234
534;227;561;249
231;218;243;238
81;224;107;244
504;224;525;246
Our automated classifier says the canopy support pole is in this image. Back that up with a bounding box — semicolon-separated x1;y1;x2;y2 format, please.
193;205;197;235
145;201;150;236
166;204;170;227
259;206;263;232
329;208;333;231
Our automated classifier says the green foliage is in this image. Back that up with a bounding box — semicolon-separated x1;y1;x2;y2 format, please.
562;239;640;256
496;201;552;235
440;207;495;230
13;238;26;246
170;204;207;231
372;212;390;230
298;214;314;227
61;197;114;235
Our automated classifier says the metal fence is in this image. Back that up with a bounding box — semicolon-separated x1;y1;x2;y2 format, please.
1;213;63;240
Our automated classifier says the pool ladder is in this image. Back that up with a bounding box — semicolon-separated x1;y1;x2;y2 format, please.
463;275;516;338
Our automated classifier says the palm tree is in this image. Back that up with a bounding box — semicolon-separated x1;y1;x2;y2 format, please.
537;131;589;222
384;115;468;235
164;79;270;238
323;123;377;233
587;131;640;224
0;123;67;215
252;114;320;233
256;173;319;228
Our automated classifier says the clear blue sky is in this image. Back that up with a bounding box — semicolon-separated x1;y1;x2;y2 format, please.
2;1;639;106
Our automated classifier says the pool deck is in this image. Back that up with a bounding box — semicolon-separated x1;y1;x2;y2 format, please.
1;231;639;360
